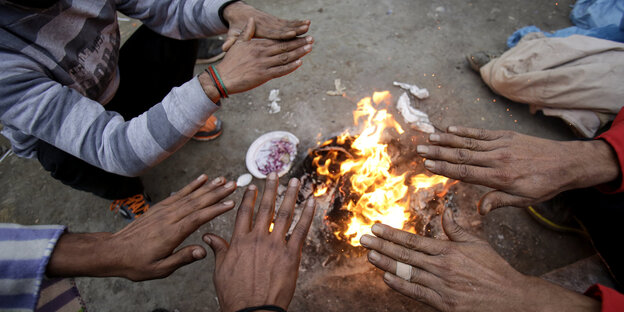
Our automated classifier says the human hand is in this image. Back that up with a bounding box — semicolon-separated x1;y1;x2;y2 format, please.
416;126;620;214
360;209;600;312
204;172;316;312
211;17;313;95
47;175;237;281
222;1;310;51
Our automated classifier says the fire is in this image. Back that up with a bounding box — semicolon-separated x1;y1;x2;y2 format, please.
314;91;454;246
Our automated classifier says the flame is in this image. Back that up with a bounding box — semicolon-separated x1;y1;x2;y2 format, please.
315;92;455;246
314;184;329;197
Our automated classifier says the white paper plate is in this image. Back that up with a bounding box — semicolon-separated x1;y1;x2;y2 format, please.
245;131;299;179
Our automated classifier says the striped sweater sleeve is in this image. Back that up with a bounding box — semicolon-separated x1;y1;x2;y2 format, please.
0;224;66;312
115;0;234;39
0;51;219;177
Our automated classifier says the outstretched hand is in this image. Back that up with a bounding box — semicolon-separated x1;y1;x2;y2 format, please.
47;175;237;281
222;1;310;51
214;17;313;95
360;209;600;312
416;126;620;214
205;173;316;312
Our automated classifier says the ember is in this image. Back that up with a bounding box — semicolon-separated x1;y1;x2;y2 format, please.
306;91;456;247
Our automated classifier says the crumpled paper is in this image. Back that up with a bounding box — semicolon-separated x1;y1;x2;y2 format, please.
396;92;434;133
393;81;429;99
268;89;281;114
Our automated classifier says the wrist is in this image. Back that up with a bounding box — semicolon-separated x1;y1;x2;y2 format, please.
570;140;620;189
223;1;248;24
199;72;222;104
47;232;116;278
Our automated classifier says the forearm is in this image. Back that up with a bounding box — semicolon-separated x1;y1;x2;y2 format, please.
46;232;118;278
523;276;600;312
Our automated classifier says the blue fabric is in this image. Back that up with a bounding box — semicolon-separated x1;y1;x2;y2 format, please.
507;0;624;48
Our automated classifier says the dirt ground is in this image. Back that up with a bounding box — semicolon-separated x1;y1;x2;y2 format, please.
0;0;611;311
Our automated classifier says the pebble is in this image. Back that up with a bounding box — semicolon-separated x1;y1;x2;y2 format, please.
236;173;253;187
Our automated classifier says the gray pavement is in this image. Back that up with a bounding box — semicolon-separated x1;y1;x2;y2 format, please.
0;0;608;311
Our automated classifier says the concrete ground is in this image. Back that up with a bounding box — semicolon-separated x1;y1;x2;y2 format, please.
0;0;612;310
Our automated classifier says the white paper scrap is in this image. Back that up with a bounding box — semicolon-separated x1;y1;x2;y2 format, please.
268;89;281;114
393;81;429;99
396;92;435;133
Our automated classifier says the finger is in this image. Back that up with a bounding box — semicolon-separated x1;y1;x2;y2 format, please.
272;178;300;237
156;245;207;278
367;224;445;255
239;17;255;42
223;28;242;52
423;159;495;186
266;36;313;56
359;234;435;272
288;198;316;251
187;176;228;200
173;180;236;221
266;59;303;79
478;190;532;215
203;233;229;264
427;132;497;151
383;272;444;310
254;172;279;231
232;185;257;237
180;200;236;232
416;145;493;167
447;126;504;140
159;174;210;204
269;43;312;67
442;209;478;242
367;250;440;288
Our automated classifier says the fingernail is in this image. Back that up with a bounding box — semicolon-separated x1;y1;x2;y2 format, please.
203;235;211;244
306;36;313;43
445;208;452;219
289;178;300;187
248;184;257;191
480;203;491;215
371;223;383;236
212;177;223;185
268;172;278;180
429;134;440;142
424;160;435;170
448;126;458;133
197;174;207;181
295;59;303;65
304;44;312;51
368;250;381;262
225;181;235;189
416;145;428;154
360;235;372;247
224;200;234;206
383;272;393;282
192;249;204;259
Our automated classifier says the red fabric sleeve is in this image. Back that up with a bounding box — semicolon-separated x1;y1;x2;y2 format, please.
585;284;624;312
595;108;624;193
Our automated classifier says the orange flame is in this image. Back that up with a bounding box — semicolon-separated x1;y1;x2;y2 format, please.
316;92;455;246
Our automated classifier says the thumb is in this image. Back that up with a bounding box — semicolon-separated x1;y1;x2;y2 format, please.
157;245;207;277
478;190;530;215
222;28;241;52
203;233;229;262
239;17;255;41
442;208;476;242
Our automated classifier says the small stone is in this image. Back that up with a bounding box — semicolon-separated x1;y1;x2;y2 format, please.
236;173;253;187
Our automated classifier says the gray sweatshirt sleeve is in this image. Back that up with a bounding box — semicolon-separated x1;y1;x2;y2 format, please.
0;51;219;177
115;0;234;39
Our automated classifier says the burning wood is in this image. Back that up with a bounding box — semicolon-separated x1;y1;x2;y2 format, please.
301;91;457;247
